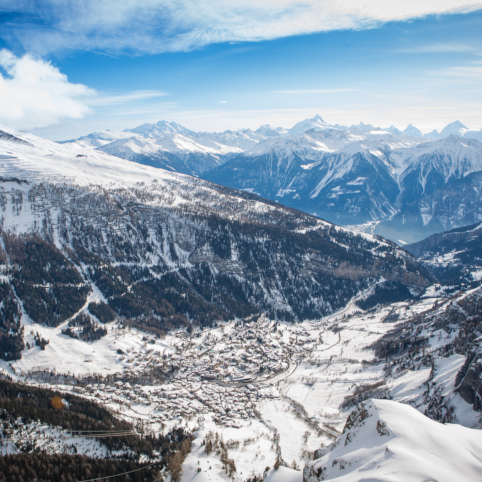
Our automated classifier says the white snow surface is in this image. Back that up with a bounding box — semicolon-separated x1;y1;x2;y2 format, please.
305;398;482;482
0;123;283;223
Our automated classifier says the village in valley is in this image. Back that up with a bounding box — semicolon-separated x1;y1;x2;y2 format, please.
69;315;319;429
1;289;453;477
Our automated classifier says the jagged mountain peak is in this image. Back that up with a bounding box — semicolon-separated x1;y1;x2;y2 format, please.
124;120;194;137
387;125;402;135
403;123;423;137
308;114;326;122
439;120;469;137
254;124;285;137
288;114;334;135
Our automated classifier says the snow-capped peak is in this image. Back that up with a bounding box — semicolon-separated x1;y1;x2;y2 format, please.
403;123;424;137
124;120;193;137
387;125;403;135
439;120;469;137
288;114;335;136
255;124;285;137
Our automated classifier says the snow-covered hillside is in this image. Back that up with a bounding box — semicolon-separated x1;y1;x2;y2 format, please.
1;123;481;481
304;398;482;482
0;122;430;354
406;221;482;285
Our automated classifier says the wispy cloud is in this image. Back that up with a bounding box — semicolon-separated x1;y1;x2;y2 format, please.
400;43;479;53
0;49;93;129
87;90;169;106
427;60;482;79
2;1;481;55
439;61;482;77
274;89;357;94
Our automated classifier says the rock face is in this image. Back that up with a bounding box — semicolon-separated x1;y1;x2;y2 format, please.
304;399;482;482
0;124;431;360
455;352;482;411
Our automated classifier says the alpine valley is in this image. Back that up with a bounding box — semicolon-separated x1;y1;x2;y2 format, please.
0;121;481;481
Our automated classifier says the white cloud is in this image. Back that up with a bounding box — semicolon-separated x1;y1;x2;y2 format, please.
0;49;94;129
4;1;482;55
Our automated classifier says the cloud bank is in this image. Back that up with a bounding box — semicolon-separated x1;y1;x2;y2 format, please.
1;0;481;55
0;50;93;129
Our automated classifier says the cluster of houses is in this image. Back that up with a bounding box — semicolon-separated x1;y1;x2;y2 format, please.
69;317;319;427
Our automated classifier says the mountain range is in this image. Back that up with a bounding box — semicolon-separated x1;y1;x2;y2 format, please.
0;123;431;361
63;116;482;243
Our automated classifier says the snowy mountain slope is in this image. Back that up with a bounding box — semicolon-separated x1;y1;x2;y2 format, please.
365;286;482;422
97;131;238;175
0;124;431;353
376;169;482;243
59;130;135;149
406;221;482;285
304;398;482;482
394;135;482;193
206;130;482;242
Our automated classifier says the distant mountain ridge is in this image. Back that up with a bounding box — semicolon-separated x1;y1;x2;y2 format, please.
61;116;482;242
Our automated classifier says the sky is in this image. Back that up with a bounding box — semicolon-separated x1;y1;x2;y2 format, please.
0;1;481;140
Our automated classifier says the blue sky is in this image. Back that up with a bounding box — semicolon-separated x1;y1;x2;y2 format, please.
0;1;481;139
